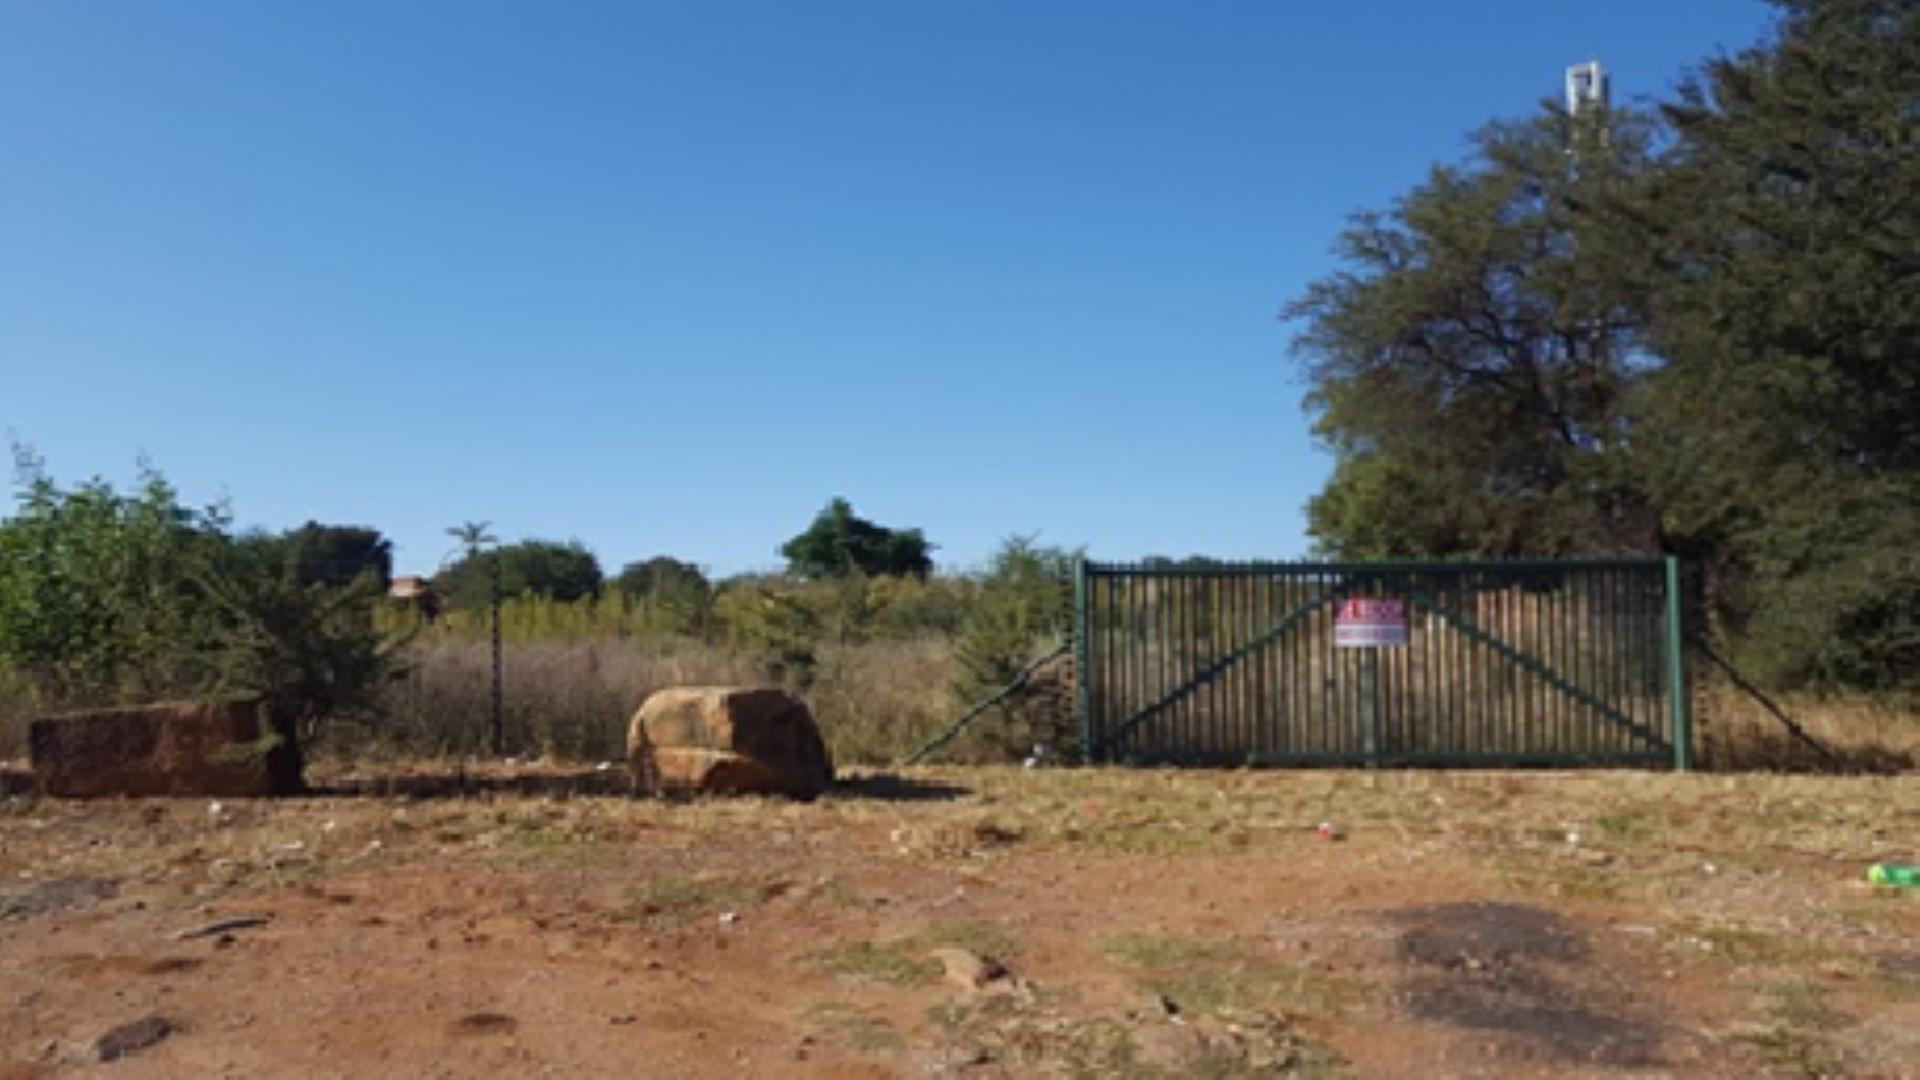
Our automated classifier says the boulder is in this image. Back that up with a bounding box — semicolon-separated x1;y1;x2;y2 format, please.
29;700;304;798
628;687;831;800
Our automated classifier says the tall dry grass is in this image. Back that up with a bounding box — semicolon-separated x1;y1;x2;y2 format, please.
1697;682;1919;772
353;637;962;766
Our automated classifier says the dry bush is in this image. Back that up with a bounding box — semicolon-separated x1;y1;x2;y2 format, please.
1699;683;1918;773
806;639;956;764
365;639;765;761
357;636;978;767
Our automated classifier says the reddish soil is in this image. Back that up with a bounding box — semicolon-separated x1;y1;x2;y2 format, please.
2;765;1916;1077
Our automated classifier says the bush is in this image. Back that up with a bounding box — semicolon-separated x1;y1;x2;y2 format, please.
947;538;1078;761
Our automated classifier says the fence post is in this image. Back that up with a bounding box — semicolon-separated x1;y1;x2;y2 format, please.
1664;556;1691;771
1074;558;1094;764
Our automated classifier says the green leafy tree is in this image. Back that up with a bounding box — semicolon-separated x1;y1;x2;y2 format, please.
780;498;933;580
278;522;393;591
435;539;604;609
0;450;226;704
1630;0;1920;689
616;556;715;639
0;453;403;740
1285;109;1663;558
200;532;407;743
615;556;709;599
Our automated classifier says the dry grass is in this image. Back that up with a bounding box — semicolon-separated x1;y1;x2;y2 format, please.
360;637;958;766
1699;683;1919;772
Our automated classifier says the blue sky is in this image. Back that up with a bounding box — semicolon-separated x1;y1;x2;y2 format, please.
1;1;1775;577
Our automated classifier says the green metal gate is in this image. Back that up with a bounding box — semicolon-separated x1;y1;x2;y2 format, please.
1073;558;1690;769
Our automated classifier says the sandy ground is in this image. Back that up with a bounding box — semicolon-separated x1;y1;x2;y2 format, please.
2;765;1917;1078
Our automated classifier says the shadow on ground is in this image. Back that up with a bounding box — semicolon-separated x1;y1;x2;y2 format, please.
826;772;970;802
0;768;33;798
1388;901;1667;1068
304;768;970;803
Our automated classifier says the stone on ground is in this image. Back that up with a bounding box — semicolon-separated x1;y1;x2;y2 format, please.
627;687;832;800
29;701;303;798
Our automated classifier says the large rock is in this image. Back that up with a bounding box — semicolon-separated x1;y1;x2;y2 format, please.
29;700;304;798
628;687;832;800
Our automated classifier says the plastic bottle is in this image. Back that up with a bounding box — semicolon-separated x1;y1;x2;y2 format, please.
1867;863;1919;887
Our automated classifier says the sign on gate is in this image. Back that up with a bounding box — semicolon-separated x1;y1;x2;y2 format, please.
1334;597;1408;648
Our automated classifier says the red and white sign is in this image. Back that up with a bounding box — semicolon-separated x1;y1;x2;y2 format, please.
1334;598;1408;648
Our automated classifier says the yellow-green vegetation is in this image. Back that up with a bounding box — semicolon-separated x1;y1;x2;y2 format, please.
804;918;1028;986
1100;933;1362;1020
621;875;762;925
804;939;943;987
804;1001;904;1053
1732;980;1856;1078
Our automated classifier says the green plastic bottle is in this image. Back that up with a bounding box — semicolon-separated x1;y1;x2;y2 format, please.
1867;863;1919;887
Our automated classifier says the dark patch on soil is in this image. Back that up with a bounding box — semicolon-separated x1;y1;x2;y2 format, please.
1878;951;1920;983
452;1012;518;1036
0;876;117;921
142;957;204;975
94;1015;176;1062
1388;902;1662;1067
1395;902;1586;969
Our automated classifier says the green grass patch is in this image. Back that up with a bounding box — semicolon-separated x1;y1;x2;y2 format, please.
1101;933;1242;969
622;875;759;925
805;939;942;986
804;1001;903;1053
803;918;1025;987
1593;810;1657;842
1100;932;1362;1021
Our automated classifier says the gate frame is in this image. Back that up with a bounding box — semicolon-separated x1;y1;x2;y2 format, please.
1072;556;1693;771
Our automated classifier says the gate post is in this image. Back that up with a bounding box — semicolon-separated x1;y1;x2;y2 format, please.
1074;557;1094;764
1664;556;1692;772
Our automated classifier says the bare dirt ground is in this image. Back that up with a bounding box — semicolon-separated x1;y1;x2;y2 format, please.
2;764;1917;1078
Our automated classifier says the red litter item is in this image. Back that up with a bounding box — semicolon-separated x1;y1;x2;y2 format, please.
1316;821;1337;841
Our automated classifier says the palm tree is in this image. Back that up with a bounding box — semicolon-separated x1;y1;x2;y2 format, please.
446;521;503;755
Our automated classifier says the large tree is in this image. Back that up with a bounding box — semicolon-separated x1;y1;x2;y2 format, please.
1286;109;1663;558
434;539;604;609
1632;0;1920;687
780;498;933;579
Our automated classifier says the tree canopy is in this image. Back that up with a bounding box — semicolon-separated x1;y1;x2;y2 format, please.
434;539;605;609
1285;0;1920;690
780;498;933;580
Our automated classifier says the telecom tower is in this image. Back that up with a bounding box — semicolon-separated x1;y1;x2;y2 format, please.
1565;60;1610;115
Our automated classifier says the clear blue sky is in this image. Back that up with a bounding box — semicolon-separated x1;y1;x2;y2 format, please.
1;1;1775;577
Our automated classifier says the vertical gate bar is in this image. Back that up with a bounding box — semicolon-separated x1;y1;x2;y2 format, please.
1635;566;1651;756
1612;567;1625;759
1159;576;1175;760
1154;571;1167;762
1504;579;1518;757
1615;566;1627;757
1552;575;1565;756
1202;575;1211;760
1121;572;1128;757
1477;573;1490;755
1245;573;1260;761
1186;576;1198;761
1131;569;1142;761
1665;556;1691;771
1285;571;1299;757
1106;572;1118;760
1618;566;1632;759
1617;567;1630;760
1113;572;1121;757
1236;573;1251;761
1268;572;1280;759
1075;559;1091;763
1637;565;1653;756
